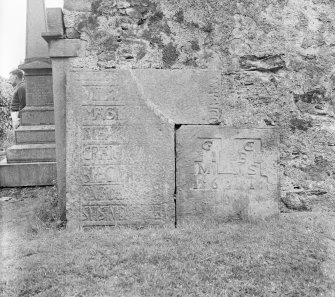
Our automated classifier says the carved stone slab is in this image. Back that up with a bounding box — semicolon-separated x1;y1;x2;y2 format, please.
176;127;279;222
26;76;53;106
133;69;221;124
66;69;221;228
66;70;174;228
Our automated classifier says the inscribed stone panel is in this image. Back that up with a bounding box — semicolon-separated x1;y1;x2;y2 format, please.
66;70;175;228
176;127;279;222
26;76;53;106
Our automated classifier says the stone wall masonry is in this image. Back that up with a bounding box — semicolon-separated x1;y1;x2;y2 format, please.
63;0;335;214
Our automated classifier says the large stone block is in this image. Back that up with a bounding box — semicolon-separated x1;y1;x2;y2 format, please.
25;0;49;59
46;8;64;35
66;70;177;228
21;106;55;125
176;127;279;222
25;75;53;106
15;125;55;144
6;144;56;163
132;69;221;124
64;0;92;11
0;159;56;187
65;69;221;229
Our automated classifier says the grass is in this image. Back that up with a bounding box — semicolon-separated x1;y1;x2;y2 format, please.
1;214;333;297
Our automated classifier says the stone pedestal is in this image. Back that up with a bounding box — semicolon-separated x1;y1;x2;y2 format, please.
0;0;56;187
0;60;56;187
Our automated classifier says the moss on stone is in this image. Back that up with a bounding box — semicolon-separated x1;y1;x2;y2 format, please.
162;42;179;68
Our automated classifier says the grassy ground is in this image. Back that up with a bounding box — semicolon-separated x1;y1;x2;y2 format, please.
0;186;334;297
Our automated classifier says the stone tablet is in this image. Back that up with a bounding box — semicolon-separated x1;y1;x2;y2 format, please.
66;70;174;228
176;127;279;222
66;69;221;228
26;76;53;106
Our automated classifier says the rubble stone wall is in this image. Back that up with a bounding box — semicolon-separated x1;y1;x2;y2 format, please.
63;0;335;212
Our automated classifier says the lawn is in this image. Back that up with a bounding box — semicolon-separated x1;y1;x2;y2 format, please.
1;202;333;297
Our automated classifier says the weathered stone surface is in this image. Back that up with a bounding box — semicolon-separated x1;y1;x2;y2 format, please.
6;144;56;163
132;69;221;124
64;0;92;12
15;125;55;144
0;159;56;187
46;8;64;35
177;127;279;222
48;39;83;58
25;75;53;106
25;0;49;59
63;0;335;212
66;70;176;228
50;59;69;221
20;106;55;125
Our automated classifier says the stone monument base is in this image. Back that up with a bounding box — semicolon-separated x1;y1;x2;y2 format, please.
0;158;56;187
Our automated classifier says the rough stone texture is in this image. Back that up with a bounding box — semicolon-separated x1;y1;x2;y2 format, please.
25;75;54;106
6;144;56;163
48;39;84;58
15;125;55;144
177;127;279;222
20;106;55;125
63;0;335;213
66;70;175;228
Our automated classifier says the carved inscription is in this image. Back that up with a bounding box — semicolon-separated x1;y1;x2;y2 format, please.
82;144;122;164
83;105;123;122
82;125;124;142
193;138;269;191
27;76;53;105
82;204;169;225
78;78;136;226
82;185;122;202
80;82;127;196
82;165;123;185
176;127;279;221
82;82;123;102
208;76;221;124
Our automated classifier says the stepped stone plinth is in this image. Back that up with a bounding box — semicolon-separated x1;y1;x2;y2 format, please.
0;0;56;187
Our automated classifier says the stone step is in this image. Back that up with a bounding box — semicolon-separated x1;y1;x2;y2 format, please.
21;106;54;125
6;143;56;163
0;158;56;187
15;125;55;144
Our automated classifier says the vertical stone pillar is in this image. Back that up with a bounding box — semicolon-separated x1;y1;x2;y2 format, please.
47;39;83;221
25;0;49;61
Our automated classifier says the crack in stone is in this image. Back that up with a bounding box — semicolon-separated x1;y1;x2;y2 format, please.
129;69;175;126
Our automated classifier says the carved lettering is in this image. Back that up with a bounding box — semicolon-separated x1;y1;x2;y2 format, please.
83;145;121;163
244;141;255;152
82;125;123;141
82;205;127;222
83;106;121;121
195;162;212;175
247;164;258;175
193;137;270;191
82;185;122;202
82;204;168;224
83;84;122;102
208;76;221;124
82;165;122;184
